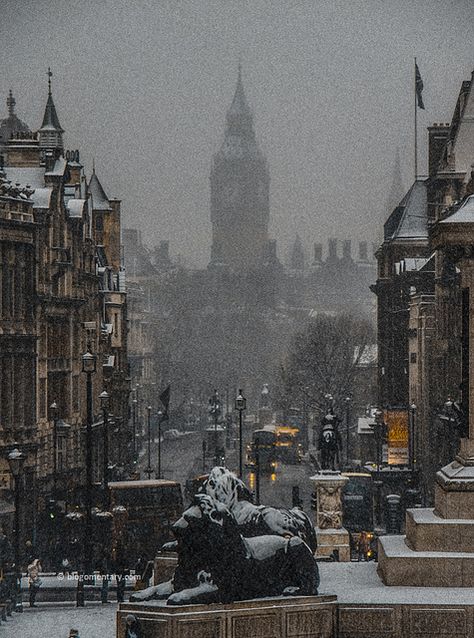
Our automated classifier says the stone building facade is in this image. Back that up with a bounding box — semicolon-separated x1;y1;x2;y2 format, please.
374;68;474;504
0;79;129;542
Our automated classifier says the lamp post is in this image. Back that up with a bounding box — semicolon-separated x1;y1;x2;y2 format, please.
409;402;416;471
145;405;153;478
132;398;138;462
99;391;110;508
373;408;384;471
344;396;352;468
254;434;261;505
82;350;96;574
209;390;221;466
235;390;247;478
50;401;59;497
7;448;26;612
157;410;163;479
324;393;334;411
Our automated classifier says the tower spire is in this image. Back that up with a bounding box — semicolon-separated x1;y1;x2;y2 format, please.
7;90;15;117
38;68;64;154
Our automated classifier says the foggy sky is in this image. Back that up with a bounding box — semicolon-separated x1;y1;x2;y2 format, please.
2;1;474;267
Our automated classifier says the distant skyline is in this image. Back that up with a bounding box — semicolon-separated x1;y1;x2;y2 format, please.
2;0;474;266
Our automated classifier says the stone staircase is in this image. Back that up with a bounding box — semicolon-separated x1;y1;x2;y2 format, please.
378;439;474;587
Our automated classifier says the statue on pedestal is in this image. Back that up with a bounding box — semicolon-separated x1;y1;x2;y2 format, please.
318;410;342;471
131;467;319;605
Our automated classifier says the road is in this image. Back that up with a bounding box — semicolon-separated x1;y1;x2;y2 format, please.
137;428;318;517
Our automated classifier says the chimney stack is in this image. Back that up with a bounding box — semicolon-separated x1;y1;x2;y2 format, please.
313;243;322;262
343;240;351;260
328;238;338;262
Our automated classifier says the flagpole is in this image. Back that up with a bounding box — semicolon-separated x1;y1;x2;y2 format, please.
414;57;418;180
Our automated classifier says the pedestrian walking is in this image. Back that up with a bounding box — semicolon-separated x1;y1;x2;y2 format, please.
27;558;42;608
101;566;110;604
61;557;72;576
116;571;126;603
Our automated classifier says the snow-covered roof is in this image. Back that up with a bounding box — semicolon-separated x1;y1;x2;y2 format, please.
384;180;428;242
39;92;63;133
89;171;111;210
45;156;67;177
4;166;44;189
395;256;434;274
440;194;474;224
31;187;52;209
66;198;86;218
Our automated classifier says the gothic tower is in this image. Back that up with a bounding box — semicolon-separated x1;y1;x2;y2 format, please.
210;65;270;270
38;69;64;160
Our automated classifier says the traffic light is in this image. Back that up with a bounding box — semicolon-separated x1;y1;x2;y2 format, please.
46;498;62;522
311;491;317;510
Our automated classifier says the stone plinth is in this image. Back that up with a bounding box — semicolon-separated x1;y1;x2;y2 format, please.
153;552;178;586
118;594;337;638
378;438;474;586
310;472;350;562
316;528;351;562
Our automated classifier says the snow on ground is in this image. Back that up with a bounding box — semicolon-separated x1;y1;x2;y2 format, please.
2;602;116;638
4;563;474;637
318;562;474;604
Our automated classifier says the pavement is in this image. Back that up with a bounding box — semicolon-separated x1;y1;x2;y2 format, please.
5;562;474;637
1;602;117;638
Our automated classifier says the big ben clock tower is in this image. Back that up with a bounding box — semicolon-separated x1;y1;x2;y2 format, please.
210;65;270;270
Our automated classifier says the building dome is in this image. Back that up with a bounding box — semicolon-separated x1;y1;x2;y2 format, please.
0;91;30;146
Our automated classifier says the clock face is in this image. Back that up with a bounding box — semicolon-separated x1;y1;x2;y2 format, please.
222;183;240;205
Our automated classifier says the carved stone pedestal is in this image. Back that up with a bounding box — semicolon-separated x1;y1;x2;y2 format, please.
118;594;337;638
378;438;474;586
310;472;350;562
153;552;178;586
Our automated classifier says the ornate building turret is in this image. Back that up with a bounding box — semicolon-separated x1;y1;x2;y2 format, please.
38;69;64;158
210;65;270;270
0;90;31;150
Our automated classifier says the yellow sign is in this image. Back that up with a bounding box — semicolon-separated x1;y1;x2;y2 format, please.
384;409;409;465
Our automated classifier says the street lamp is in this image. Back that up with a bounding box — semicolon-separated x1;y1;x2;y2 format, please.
235;390;247;478
50;401;59;497
7;448;26;611
82;350;96;574
156;410;163;479
254;432;262;505
209;390;221;466
145;406;153;479
132;398;138;462
373;408;384;471
409;402;416;471
344;396;352;467
324;393;334;410
99;391;110;508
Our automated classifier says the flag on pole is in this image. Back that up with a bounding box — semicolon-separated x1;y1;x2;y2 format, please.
159;385;170;421
415;62;425;110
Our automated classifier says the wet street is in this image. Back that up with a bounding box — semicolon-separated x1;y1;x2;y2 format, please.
137;427;317;515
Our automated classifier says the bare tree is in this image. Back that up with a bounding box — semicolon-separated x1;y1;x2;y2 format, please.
275;313;375;417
